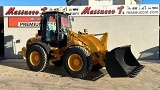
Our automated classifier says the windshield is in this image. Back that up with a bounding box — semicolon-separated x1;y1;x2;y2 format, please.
46;14;56;31
60;14;70;31
44;13;70;42
45;14;56;41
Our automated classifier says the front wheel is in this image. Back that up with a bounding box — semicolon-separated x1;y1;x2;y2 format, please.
63;46;92;78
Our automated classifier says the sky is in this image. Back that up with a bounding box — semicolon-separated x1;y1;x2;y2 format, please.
0;0;67;6
0;0;159;6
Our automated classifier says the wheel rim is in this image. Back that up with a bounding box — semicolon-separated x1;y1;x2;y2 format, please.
30;51;40;66
68;54;83;71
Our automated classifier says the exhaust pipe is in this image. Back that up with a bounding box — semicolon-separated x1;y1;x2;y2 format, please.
105;45;145;78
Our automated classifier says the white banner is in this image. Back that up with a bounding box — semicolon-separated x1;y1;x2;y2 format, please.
79;5;125;16
123;4;159;15
3;6;79;16
3;5;159;17
78;4;159;16
18;22;40;27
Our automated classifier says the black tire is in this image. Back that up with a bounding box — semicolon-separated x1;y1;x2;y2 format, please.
52;60;63;66
26;44;49;72
63;46;92;78
91;63;103;71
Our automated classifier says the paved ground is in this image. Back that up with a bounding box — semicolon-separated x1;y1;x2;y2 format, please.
0;59;160;90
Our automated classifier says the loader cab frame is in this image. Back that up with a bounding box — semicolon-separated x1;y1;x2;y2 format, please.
39;11;70;47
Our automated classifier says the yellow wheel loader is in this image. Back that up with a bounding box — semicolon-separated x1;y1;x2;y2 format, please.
21;10;144;79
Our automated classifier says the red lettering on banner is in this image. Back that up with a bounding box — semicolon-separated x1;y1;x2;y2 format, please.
81;7;91;14
117;6;124;14
5;7;39;15
41;7;48;12
81;6;124;15
81;7;116;15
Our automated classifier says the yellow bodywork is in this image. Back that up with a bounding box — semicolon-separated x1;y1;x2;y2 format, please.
21;30;108;67
67;30;108;67
21;36;41;59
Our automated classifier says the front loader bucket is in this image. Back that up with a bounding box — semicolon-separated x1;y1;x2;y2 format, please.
105;45;144;78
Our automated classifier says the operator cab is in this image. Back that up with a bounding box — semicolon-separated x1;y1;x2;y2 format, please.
38;10;71;47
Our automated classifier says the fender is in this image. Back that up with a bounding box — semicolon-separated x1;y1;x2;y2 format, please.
27;42;50;54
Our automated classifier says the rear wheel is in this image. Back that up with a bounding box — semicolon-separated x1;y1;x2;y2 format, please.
26;44;49;71
63;46;92;78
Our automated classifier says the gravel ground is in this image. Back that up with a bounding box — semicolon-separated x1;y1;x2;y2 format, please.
0;59;160;90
